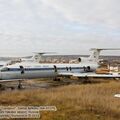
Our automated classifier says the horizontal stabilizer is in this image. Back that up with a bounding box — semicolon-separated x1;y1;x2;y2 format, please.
90;48;120;51
33;52;56;55
89;48;120;62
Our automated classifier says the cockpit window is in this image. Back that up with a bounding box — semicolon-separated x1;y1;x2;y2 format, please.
1;67;10;72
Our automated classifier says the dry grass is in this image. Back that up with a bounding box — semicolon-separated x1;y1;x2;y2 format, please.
0;80;120;120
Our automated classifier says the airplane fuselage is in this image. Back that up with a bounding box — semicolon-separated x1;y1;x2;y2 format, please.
0;62;99;80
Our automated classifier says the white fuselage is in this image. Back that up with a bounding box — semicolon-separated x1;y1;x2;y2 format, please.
0;62;99;80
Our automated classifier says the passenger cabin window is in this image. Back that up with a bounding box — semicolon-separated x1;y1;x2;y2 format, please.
1;67;10;72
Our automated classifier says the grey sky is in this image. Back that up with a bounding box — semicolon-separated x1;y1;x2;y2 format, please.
0;0;120;56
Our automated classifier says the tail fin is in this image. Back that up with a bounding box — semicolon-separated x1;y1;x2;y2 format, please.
21;52;56;63
32;52;47;62
32;52;56;62
89;48;120;62
89;49;101;62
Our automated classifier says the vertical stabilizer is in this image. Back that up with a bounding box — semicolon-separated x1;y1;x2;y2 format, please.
89;48;120;62
32;52;55;62
32;53;45;62
89;49;102;62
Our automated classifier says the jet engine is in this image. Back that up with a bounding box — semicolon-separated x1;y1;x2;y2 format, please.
83;66;91;72
78;57;89;63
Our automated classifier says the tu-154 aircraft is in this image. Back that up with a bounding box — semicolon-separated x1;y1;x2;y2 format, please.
0;48;120;89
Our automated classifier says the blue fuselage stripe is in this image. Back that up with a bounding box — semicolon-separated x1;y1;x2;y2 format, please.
1;67;84;72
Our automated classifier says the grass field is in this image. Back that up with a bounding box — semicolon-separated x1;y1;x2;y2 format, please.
0;80;120;120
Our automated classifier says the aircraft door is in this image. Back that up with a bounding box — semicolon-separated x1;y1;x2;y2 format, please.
19;66;25;74
53;65;57;73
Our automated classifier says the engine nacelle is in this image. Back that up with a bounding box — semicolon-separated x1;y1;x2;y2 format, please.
83;66;91;72
78;57;89;63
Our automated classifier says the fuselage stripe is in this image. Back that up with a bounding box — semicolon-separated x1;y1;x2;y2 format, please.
1;67;84;72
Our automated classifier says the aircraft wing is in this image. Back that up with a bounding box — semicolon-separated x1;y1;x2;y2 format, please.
58;72;120;78
58;72;74;76
0;79;24;83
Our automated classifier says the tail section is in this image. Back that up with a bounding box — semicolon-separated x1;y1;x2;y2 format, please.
32;52;56;62
21;53;46;63
89;48;120;62
89;49;102;62
21;52;55;63
32;53;45;62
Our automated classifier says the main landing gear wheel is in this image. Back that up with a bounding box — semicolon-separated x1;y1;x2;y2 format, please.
53;78;61;81
18;80;22;89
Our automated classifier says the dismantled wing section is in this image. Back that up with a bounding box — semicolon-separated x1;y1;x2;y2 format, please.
0;79;24;83
58;72;120;78
58;72;74;76
73;73;120;78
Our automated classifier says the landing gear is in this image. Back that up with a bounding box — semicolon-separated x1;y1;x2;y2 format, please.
0;84;5;90
79;77;91;84
18;80;23;89
53;77;61;81
83;77;91;83
10;87;15;90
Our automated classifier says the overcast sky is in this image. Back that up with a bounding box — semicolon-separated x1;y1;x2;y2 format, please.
0;0;120;56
